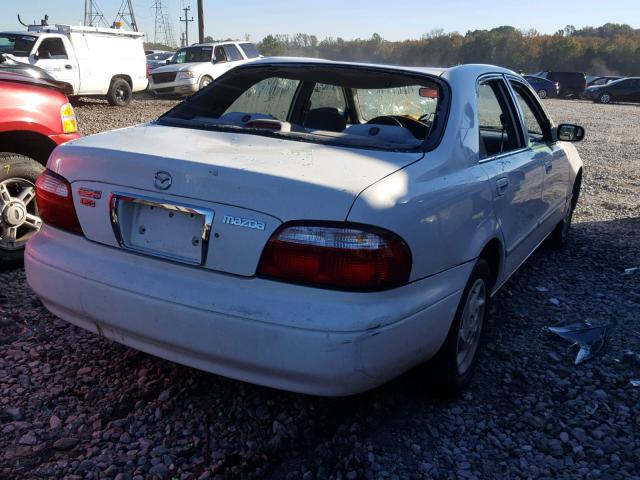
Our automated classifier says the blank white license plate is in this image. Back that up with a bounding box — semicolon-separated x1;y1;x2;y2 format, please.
112;195;213;265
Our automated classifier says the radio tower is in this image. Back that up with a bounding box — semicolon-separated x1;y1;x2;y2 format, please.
152;0;176;47
113;0;138;31
84;0;108;27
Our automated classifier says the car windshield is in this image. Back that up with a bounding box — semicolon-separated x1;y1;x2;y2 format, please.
172;46;212;64
0;33;36;56
160;65;445;151
147;52;173;61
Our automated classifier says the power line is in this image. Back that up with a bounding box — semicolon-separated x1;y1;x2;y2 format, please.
84;0;109;28
113;0;138;31
151;0;176;47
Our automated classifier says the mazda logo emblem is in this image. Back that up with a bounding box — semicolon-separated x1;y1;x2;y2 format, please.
154;171;172;190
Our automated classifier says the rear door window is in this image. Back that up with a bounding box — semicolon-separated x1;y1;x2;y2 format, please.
509;80;550;145
239;43;259;59
223;44;243;62
308;84;347;115
477;80;523;159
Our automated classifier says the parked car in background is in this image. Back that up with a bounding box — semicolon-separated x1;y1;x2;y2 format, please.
0;24;148;106
146;51;174;70
534;71;586;98
148;41;259;96
0;64;80;267
523;75;558;99
587;75;623;87
583;77;640;104
25;60;584;396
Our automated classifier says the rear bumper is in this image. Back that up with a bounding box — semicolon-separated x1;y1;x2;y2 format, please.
49;132;82;145
25;226;472;396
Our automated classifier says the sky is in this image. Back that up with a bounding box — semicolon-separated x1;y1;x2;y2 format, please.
1;0;638;45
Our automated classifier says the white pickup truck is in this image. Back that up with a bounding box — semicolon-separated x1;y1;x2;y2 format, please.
0;24;148;106
148;41;260;96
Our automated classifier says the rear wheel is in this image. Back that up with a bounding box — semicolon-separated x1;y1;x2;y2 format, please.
107;78;132;106
428;258;491;396
537;88;548;99
0;153;44;269
598;92;611;104
547;175;581;249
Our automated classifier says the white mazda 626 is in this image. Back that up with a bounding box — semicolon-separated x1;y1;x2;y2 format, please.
25;59;584;396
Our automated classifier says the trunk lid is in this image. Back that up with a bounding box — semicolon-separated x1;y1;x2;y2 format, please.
51;123;423;275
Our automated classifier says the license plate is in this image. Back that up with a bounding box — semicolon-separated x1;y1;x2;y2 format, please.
110;193;214;265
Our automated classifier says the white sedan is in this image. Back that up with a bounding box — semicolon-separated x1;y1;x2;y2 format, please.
26;59;584;396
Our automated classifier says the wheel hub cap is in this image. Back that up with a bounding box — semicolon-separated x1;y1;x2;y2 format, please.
456;278;487;375
2;201;27;226
0;178;41;250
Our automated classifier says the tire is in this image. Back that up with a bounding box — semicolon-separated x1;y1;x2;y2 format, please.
537;88;548;99
0;153;44;270
107;78;132;106
428;258;491;397
198;75;213;90
546;176;581;249
598;92;612;104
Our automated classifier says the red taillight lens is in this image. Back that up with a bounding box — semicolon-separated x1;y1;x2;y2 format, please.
257;222;411;291
35;169;83;235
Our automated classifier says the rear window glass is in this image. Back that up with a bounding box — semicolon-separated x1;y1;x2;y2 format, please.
160;66;445;151
356;86;438;122
226;78;299;120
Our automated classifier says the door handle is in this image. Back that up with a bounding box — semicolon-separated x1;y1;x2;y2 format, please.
64;64;73;69
496;177;509;196
544;160;552;174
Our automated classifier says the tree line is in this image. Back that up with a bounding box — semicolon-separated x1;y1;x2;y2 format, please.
257;24;640;76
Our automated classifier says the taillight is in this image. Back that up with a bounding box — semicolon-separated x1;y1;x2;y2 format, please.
257;222;411;291
35;169;83;235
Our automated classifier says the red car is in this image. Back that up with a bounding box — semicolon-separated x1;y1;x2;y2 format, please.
0;62;81;267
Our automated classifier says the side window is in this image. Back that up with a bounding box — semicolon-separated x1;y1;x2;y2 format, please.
509;81;550;145
37;38;68;59
239;43;259;59
308;83;347;115
223;44;243;62
477;80;522;159
224;77;300;121
214;46;228;63
174;50;186;63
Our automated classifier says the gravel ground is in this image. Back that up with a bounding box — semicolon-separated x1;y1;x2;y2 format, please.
1;96;639;479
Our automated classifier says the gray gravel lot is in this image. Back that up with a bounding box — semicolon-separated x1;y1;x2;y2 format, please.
1;95;639;479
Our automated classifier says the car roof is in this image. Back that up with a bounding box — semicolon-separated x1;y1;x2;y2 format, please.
241;57;516;78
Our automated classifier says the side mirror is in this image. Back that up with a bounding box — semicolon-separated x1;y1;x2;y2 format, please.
556;123;585;142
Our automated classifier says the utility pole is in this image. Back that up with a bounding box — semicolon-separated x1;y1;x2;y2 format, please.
197;0;204;44
180;6;194;46
84;0;108;27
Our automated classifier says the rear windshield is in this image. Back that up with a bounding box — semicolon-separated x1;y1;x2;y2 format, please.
0;34;36;56
159;65;446;151
172;46;212;64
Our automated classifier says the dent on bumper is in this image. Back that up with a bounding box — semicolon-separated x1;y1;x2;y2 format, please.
25;226;472;396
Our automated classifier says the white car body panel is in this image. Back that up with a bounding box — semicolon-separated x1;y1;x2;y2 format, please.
2;24;148;96
25;60;583;395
